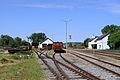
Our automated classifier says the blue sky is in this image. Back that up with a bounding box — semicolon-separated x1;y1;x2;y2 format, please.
0;0;120;42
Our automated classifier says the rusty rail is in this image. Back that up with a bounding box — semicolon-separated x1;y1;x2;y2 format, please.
34;50;63;80
71;52;120;77
59;53;101;80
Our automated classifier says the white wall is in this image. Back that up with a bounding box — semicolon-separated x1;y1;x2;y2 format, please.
38;44;43;48
42;39;53;45
88;43;93;49
88;38;97;49
88;34;110;50
96;35;110;49
38;39;53;48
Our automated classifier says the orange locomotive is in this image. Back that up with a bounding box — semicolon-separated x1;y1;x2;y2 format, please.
53;42;65;53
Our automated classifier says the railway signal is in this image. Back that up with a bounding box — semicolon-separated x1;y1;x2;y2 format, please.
69;35;72;40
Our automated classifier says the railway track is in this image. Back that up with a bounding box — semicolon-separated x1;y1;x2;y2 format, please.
96;50;120;55
34;50;63;80
68;50;120;79
75;49;120;60
72;50;120;67
51;54;70;80
74;49;120;66
58;53;101;80
35;50;81;80
95;50;120;60
51;53;100;80
34;50;101;80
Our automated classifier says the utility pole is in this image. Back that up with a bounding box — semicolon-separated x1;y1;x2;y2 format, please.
64;19;72;54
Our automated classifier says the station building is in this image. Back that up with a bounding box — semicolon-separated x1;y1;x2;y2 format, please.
38;38;53;50
88;32;110;50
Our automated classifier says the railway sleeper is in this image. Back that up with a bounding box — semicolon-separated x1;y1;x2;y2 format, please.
35;51;63;80
60;53;100;80
72;53;120;77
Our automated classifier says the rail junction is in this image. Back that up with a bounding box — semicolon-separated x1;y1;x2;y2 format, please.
33;49;120;80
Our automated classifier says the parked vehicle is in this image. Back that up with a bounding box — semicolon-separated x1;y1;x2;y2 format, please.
8;45;31;53
53;42;66;53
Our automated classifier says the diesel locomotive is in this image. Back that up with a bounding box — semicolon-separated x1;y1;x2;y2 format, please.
53;42;66;53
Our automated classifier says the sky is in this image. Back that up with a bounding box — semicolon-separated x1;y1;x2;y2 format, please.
0;0;120;42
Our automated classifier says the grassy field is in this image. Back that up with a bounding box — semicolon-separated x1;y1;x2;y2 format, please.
0;50;45;80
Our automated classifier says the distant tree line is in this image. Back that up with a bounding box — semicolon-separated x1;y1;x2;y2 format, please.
67;42;84;48
84;24;120;49
0;32;47;48
0;35;29;48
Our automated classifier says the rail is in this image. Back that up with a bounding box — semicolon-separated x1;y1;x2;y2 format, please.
71;52;120;77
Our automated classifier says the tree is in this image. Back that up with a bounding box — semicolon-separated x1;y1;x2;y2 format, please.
28;33;47;45
0;35;15;47
108;31;120;49
101;24;120;34
101;24;120;49
84;38;90;47
21;40;30;46
14;37;22;46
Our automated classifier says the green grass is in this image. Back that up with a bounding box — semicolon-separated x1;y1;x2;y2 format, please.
47;50;54;57
0;51;45;80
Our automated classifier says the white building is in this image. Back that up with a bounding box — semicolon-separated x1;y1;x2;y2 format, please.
88;33;110;49
88;37;98;49
38;38;53;50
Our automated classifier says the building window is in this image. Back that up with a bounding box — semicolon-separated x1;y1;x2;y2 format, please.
99;45;101;49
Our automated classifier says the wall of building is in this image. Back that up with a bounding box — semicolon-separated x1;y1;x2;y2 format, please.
96;35;110;49
88;34;110;50
88;38;97;49
38;39;53;48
